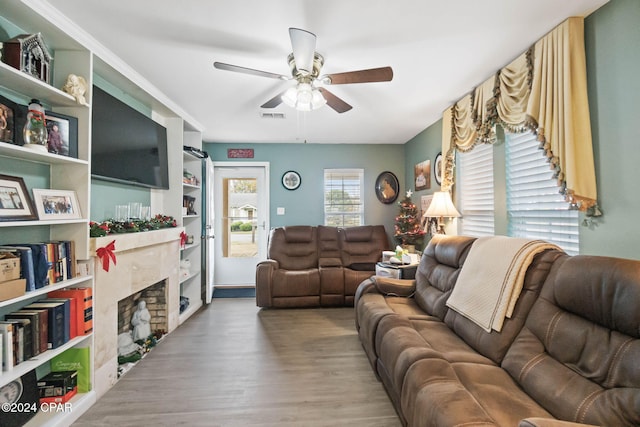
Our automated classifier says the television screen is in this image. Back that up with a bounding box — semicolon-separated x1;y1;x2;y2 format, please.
91;86;170;189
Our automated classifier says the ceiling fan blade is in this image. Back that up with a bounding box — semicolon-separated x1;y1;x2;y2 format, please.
289;28;316;75
213;62;289;80
260;91;286;109
324;66;393;85
318;88;352;113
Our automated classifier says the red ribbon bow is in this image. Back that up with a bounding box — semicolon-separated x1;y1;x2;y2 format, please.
96;240;117;272
180;231;188;247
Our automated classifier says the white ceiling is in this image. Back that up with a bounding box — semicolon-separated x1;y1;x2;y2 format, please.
49;0;608;144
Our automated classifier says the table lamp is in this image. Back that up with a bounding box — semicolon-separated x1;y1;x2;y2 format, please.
424;191;461;234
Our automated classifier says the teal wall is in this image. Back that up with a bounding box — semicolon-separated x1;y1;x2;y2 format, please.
404;120;443;199
402;0;640;260
581;0;640;258
204;143;405;242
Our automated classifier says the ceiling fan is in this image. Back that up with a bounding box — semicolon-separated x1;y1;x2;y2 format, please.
213;28;393;113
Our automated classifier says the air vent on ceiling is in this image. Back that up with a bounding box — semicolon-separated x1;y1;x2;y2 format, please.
260;112;286;119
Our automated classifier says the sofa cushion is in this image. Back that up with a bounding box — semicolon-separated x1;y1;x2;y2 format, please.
502;254;640;426
339;225;388;267
413;234;476;319
267;226;318;270
444;248;563;364
272;269;320;297
401;358;552;427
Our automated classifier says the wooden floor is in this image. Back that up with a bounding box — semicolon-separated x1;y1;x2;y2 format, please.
73;298;401;427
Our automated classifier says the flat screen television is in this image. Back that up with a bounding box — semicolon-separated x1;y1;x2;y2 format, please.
91;85;170;189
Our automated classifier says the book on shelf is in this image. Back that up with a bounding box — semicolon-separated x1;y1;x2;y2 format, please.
0;246;35;291
3;240;76;290
46;297;76;340
5;311;44;358
48;287;93;335
2;318;33;362
24;300;69;350
51;347;91;393
0;321;23;366
0;322;14;371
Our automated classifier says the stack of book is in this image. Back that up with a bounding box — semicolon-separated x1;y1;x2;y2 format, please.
0;240;77;292
0;287;92;371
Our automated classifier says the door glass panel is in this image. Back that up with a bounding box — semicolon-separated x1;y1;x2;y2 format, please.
223;177;257;258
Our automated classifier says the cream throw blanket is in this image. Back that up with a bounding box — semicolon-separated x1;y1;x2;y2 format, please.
446;236;560;332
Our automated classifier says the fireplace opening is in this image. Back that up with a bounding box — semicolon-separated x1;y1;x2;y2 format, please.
117;279;168;376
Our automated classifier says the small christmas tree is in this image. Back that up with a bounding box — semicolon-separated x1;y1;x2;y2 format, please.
394;190;425;249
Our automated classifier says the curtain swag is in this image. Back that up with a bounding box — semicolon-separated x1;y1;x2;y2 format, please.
440;17;599;215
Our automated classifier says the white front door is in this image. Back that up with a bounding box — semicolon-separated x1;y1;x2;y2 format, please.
212;162;269;287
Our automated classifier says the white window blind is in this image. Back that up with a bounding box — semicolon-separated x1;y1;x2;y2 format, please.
506;131;579;255
458;143;495;237
324;169;364;227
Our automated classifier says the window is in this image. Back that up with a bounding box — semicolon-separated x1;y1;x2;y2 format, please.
458;143;495;237
324;169;364;227
505;131;579;254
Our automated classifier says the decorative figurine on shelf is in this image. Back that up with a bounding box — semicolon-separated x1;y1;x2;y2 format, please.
3;33;53;83
62;74;89;106
394;189;425;252
22;99;48;152
131;300;152;342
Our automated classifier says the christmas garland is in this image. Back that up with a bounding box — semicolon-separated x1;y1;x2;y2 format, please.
90;214;177;237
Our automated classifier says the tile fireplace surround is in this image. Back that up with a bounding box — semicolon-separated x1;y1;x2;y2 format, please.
90;228;183;397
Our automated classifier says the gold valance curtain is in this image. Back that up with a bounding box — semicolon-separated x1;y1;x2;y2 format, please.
440;17;598;212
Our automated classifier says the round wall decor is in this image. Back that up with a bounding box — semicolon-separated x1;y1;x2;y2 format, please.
375;171;399;204
434;152;443;186
282;170;301;190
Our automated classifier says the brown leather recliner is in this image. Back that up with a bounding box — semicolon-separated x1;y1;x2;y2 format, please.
256;224;390;308
355;235;640;426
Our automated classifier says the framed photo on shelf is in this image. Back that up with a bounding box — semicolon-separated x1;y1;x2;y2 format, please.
0;174;37;221
45;110;78;158
0;94;17;144
31;188;82;220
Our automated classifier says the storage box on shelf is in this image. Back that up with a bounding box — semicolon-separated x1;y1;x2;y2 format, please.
0;2;96;425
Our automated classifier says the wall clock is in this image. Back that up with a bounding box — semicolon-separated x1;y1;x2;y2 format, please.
282;170;301;190
375;171;399;204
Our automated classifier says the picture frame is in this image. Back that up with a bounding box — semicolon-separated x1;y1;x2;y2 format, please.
0;94;17;144
375;171;399;204
0;174;37;221
282;170;301;190
45;110;78;158
31;188;82;220
414;159;431;191
434;152;443;186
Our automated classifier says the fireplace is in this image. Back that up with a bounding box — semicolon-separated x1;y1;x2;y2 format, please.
91;229;183;398
117;280;168;337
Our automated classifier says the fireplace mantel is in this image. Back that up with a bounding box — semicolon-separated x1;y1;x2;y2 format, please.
90;227;184;397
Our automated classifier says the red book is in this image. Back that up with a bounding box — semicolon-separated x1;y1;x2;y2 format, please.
48;288;93;335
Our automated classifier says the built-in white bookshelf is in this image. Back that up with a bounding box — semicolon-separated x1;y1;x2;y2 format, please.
0;0;204;423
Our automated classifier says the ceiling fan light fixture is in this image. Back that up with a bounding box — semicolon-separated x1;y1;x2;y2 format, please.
282;83;326;111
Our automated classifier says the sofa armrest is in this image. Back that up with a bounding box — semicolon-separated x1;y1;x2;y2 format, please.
256;259;279;307
519;418;600;427
371;276;416;297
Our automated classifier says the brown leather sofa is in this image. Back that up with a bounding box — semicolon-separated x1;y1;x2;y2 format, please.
354;234;640;426
256;224;390;308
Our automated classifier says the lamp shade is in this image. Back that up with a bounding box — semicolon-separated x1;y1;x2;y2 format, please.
424;191;461;218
